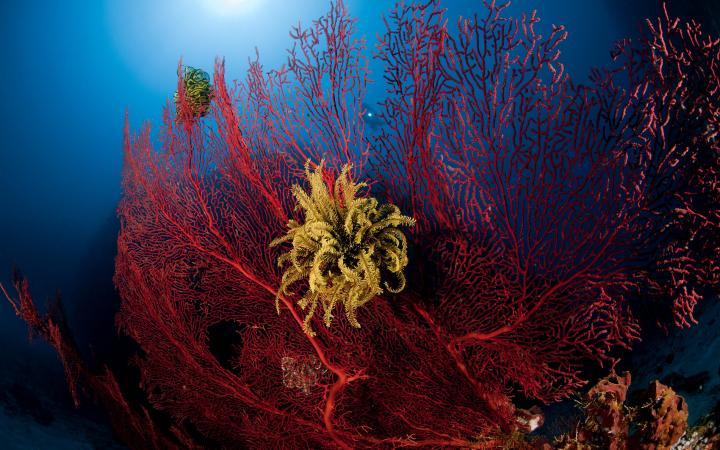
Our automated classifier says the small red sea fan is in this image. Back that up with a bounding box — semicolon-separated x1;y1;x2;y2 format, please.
592;3;720;328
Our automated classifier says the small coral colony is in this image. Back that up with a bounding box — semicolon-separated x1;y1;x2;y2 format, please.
3;0;719;448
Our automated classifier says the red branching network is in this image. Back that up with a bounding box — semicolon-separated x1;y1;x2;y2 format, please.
3;1;718;448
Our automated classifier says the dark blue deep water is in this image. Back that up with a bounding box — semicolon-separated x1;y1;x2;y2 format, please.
0;0;717;447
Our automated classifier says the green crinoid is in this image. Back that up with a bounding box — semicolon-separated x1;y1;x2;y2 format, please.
271;161;415;336
174;66;214;118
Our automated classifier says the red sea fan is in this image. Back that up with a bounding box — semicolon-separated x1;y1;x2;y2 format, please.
584;3;720;329
371;0;646;407
114;3;513;444
3;1;719;448
622;5;719;328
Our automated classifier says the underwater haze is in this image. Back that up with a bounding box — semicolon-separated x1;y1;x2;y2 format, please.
2;0;718;448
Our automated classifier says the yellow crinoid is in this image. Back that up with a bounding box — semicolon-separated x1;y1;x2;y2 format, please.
270;161;415;336
174;66;214;118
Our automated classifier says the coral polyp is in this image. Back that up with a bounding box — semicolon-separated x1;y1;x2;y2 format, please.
271;161;415;336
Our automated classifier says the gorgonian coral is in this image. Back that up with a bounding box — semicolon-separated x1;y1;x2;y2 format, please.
271;161;415;336
174;65;214;118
